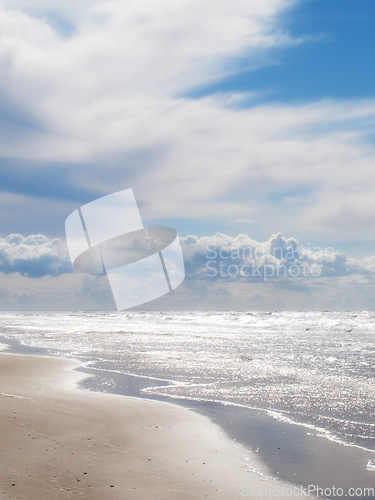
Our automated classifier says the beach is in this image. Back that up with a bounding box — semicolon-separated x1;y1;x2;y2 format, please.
0;352;305;499
1;311;375;499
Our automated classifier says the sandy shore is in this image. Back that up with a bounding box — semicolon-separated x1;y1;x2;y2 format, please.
0;352;308;499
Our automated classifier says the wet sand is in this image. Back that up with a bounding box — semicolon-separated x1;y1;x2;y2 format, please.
79;363;375;498
0;352;306;499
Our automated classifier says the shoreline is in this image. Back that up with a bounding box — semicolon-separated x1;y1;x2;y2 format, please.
1;336;375;498
0;351;307;499
78;363;375;496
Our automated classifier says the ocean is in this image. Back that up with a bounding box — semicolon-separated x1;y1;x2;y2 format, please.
1;310;374;460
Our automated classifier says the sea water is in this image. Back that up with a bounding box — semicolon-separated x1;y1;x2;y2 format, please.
0;310;374;454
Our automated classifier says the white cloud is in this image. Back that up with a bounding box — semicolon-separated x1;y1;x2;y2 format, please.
0;233;70;277
0;230;374;310
0;0;297;102
0;0;375;249
2;230;375;282
182;232;375;280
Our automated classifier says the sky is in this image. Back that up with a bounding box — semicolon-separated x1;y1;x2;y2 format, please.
0;0;375;310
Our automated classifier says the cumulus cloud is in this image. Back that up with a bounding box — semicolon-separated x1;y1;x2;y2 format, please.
2;231;375;283
0;231;375;310
181;232;375;281
0;234;71;277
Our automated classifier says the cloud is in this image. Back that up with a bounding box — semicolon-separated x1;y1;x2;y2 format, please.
1;1;374;310
0;272;115;310
0;0;375;250
181;232;375;281
2;231;375;283
0;0;298;91
2;94;375;245
0;0;298;124
1;268;375;311
0;231;374;310
0;0;301;163
0;233;71;277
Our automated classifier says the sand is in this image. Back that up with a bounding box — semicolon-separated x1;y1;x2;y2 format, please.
0;352;309;499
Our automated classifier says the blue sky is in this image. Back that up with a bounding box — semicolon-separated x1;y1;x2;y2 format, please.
188;0;375;103
0;0;375;309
